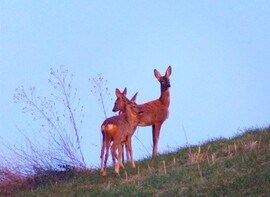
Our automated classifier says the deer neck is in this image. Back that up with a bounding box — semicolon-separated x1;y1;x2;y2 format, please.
124;107;139;126
159;89;170;107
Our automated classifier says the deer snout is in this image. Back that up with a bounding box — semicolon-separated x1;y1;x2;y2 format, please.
112;104;119;112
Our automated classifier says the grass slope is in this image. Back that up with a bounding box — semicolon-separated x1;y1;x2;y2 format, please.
4;126;270;197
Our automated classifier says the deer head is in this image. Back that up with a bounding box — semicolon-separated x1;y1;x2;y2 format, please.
154;65;172;92
112;88;138;113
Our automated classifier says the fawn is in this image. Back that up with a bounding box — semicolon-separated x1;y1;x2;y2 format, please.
114;66;172;157
100;88;142;176
112;88;138;163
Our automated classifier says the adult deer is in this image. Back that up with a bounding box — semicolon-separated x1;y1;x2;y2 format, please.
100;88;142;176
114;66;172;157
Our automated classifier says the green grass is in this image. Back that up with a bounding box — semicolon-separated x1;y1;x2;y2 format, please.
3;126;270;197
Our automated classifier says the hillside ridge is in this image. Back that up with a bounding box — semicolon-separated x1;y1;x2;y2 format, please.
2;126;270;196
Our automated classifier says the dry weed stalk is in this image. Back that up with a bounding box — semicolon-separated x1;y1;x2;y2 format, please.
163;160;167;175
243;141;258;152
222;144;237;158
125;171;128;180
207;153;217;166
148;164;153;174
188;146;206;164
89;74;112;119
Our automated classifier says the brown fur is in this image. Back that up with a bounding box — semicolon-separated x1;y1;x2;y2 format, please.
114;66;172;157
100;88;142;176
113;88;138;163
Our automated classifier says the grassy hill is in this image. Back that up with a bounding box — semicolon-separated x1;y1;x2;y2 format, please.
3;126;270;196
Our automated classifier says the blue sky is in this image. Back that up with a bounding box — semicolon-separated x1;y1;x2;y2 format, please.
1;1;270;168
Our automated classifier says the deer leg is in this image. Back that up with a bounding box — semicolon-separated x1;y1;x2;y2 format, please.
114;143;125;176
100;133;105;167
121;140;130;164
110;143;116;166
119;143;125;169
121;144;125;164
152;123;162;157
111;142;120;175
126;137;136;168
100;133;107;176
125;143;130;162
100;142;105;174
101;139;110;176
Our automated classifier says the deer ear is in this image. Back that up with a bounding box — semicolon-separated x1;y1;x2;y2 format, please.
154;69;162;80
166;66;172;77
115;88;121;97
130;92;138;102
122;88;127;96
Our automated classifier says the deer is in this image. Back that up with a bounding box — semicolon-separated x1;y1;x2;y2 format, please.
100;88;142;176
113;66;172;158
112;88;139;163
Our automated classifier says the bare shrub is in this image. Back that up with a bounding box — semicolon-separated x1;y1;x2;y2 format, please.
0;66;85;182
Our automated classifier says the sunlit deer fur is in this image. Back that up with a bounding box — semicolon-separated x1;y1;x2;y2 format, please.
100;88;142;176
114;66;172;157
112;88;138;163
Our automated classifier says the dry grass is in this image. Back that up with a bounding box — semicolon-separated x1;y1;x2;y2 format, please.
0;169;31;196
1;126;270;196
